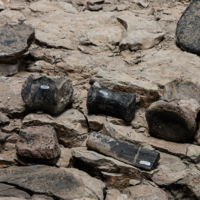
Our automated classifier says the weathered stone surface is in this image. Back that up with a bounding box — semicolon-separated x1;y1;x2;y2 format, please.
0;149;17;168
0;132;11;144
35;30;74;50
27;60;54;73
176;0;200;55
0;72;31;117
170;165;200;199
117;11;165;51
26;10;123;51
21;75;73;115
152;152;188;186
2;119;21;133
0;183;30;199
16;125;61;163
105;184;168;200
0;112;9;126
0;23;34;63
0;63;18;76
22;109;87;148
87;80;137;122
102;122;200;162
87;132;160;170
71;148;143;189
146;100;196;142
86;114;106;131
94;69;160;108
161;79;200;113
0;165;106;200
56;147;72;168
0;10;26;24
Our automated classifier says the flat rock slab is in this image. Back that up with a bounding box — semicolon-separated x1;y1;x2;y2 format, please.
21;75;73;115
87;132;160;170
16;125;61;163
0;23;34;63
146;100;196;142
176;0;200;55
0;165;105;200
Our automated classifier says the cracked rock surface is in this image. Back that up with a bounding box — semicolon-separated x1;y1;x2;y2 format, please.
0;0;200;199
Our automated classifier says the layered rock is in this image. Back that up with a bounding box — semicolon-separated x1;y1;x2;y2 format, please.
22;109;88;148
0;165;106;200
71;148;144;189
117;11;165;51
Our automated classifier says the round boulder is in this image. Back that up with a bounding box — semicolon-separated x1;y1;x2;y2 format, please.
145;100;196;142
21;75;73;115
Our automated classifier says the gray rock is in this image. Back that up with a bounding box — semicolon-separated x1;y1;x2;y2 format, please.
21;75;73;115
0;165;106;200
16;125;61;164
0;63;18;76
146;100;196;142
176;0;200;55
0;23;34;63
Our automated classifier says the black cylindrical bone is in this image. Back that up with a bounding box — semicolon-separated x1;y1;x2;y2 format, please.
87;80;137;122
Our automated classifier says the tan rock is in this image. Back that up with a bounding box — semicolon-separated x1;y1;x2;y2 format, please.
105;184;168;200
152;152;188;186
71;149;144;189
0;10;25;24
22;109;88;148
86;115;106;131
56;147;72;168
16;125;61;161
0;64;18;76
0;72;31;117
95;69;159;108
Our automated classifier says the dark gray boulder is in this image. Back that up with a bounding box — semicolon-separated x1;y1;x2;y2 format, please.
176;0;200;55
0;23;34;63
21;75;73;115
146;100;197;142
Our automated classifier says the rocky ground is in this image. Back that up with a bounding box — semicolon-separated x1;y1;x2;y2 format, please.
0;0;200;199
